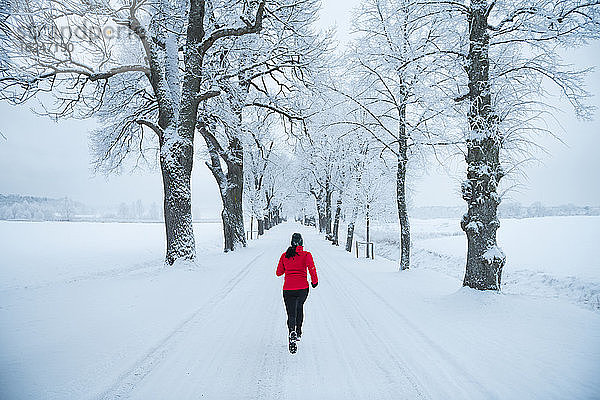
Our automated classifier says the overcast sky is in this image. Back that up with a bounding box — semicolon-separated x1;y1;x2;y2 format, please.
1;0;599;217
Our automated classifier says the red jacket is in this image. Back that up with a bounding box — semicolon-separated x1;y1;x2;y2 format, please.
276;246;318;290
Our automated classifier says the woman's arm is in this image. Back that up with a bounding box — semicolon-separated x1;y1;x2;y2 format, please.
276;254;285;276
306;253;318;284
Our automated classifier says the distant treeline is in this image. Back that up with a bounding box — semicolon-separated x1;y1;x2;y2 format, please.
0;194;218;222
0;194;88;221
411;202;600;220
3;194;598;222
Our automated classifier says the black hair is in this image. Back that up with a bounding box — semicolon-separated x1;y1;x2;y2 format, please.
285;233;303;258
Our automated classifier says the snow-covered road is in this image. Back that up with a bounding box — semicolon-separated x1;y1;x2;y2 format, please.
100;226;434;400
2;221;599;399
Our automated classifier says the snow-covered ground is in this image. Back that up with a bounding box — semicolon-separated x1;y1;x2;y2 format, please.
0;222;220;292
356;216;600;311
1;220;599;399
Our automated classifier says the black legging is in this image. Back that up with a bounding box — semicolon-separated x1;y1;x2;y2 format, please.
283;288;309;335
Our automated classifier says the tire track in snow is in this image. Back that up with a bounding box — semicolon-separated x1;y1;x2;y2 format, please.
95;251;265;400
311;288;365;399
314;244;497;400
254;288;287;400
315;249;429;400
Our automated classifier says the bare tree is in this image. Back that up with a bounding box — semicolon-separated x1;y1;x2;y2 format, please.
244;111;275;236
430;0;600;289
196;0;327;251
343;137;370;252
298;126;342;238
338;0;461;270
0;0;323;262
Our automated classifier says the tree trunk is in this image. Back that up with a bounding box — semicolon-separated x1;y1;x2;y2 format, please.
201;121;246;253
258;218;264;236
318;213;326;232
221;138;246;252
160;131;196;265
156;0;206;265
461;0;505;290
345;222;355;252
366;203;371;258
397;122;410;271
158;0;212;264
264;191;273;230
345;206;358;252
315;193;327;233
332;198;342;245
325;182;332;236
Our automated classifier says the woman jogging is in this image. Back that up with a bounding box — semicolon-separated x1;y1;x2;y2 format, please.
276;232;318;354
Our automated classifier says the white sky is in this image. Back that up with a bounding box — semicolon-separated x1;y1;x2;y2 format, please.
1;0;599;217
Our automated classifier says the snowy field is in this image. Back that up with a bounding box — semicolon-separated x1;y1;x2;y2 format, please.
0;222;223;292
357;216;600;311
1;220;599;399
